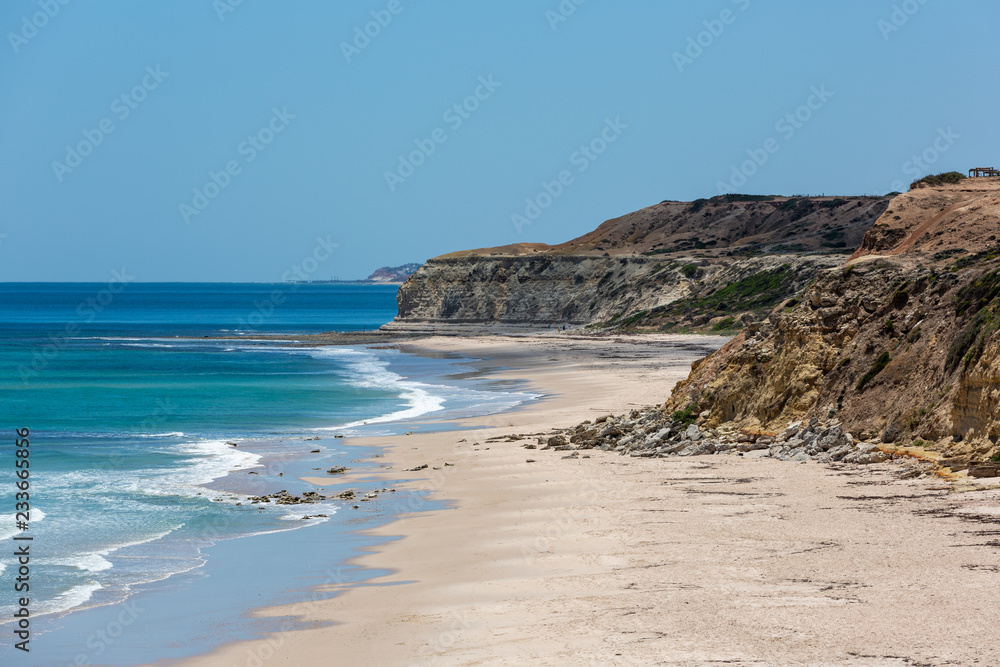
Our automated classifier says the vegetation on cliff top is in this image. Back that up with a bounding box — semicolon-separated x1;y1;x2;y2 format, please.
910;171;966;190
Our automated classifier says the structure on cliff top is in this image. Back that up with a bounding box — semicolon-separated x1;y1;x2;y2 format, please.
969;167;999;178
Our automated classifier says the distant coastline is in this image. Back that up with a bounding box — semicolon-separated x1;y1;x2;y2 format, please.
286;262;422;286
284;279;408;286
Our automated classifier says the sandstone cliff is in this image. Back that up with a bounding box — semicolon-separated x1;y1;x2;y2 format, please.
387;195;889;331
666;178;1000;461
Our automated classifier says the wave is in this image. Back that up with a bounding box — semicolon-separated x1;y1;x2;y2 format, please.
172;439;262;489
39;581;103;617
50;552;114;573
0;507;45;542
226;344;540;433
303;347;448;427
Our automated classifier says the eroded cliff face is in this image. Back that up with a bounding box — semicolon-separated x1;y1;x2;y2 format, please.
387;194;889;330
390;254;838;329
667;179;1000;459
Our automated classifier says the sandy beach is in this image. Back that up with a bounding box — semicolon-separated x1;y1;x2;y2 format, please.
169;334;1000;667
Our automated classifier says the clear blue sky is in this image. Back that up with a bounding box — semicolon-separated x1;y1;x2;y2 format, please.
1;0;997;281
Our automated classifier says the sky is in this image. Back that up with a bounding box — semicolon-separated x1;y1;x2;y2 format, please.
1;0;997;282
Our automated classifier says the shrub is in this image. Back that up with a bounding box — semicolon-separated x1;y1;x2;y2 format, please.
681;263;700;278
910;172;966;190
946;308;997;372
671;404;698;426
719;194;776;202
712;316;737;331
955;270;1000;317
857;351;891;389
618;310;649;328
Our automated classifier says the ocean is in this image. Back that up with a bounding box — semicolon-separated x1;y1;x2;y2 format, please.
0;283;536;665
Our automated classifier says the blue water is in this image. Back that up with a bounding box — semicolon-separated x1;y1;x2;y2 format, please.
0;284;536;665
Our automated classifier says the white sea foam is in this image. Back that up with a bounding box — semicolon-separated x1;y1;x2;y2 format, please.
298;346;540;431
137;431;186;438
50;552;114;573
278;503;338;523
120;440;262;499
37;581;103;617
0;508;45;542
300;347;449;428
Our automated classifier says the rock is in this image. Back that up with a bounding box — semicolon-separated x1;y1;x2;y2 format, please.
744;449;771;459
595;415;612;424
855;451;890;464
969;466;999;478
526;459;537;463
777;422;801;442
816;431;840;451
404;464;429;472
644;427;671;446
825;444;853;461
547;435;569;446
326;466;348;475
685;424;702;441
881;426;901;443
844;443;889;464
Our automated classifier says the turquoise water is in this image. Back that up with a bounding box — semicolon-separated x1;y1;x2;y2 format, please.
0;284;535;664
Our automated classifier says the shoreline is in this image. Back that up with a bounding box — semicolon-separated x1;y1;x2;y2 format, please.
168;333;1000;666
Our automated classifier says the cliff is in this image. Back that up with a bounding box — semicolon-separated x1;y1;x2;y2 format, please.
386;195;890;331
666;178;1000;461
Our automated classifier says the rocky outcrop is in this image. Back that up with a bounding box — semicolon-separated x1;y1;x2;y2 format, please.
531;408;924;469
666;179;1000;461
386;195;889;330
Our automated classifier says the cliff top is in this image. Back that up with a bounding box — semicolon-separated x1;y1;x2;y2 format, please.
437;194;891;261
849;177;1000;265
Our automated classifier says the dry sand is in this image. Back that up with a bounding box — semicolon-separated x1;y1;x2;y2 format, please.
170;334;1000;667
